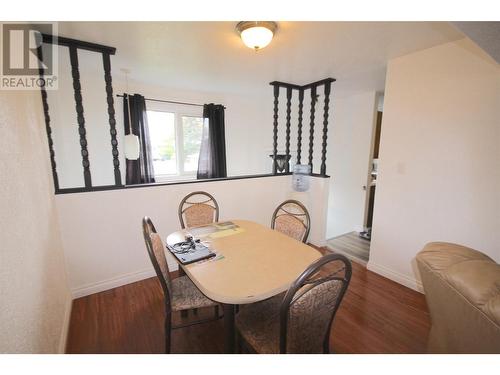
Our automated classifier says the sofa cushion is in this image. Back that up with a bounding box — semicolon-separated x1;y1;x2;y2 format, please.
418;242;493;271
444;260;500;325
417;242;500;327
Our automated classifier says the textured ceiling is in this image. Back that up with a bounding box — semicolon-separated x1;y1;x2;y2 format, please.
58;21;464;96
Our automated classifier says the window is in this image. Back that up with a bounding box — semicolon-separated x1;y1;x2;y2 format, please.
147;109;204;181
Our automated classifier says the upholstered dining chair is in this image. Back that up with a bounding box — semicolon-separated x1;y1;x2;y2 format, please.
142;216;221;353
271;200;311;243
235;253;352;354
178;191;220;229
177;191;220;287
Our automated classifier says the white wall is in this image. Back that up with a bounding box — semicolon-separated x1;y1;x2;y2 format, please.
369;38;500;291
55;175;329;297
326;91;377;238
0;90;72;353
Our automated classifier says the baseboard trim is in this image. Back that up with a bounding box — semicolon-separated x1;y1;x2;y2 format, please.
71;268;157;299
367;261;423;293
58;295;72;353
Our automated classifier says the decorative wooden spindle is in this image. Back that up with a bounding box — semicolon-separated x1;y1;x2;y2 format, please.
102;52;122;186
308;86;317;170
285;87;292;173
36;46;59;192
69;46;92;188
272;85;279;174
320;81;331;176
296;89;304;165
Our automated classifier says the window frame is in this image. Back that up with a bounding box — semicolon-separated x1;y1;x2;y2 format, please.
146;101;203;182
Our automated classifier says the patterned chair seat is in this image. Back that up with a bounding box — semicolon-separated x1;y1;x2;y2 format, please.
171;275;219;311
235;294;285;354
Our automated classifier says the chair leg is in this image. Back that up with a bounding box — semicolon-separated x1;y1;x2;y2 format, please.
323;337;330;354
235;330;242;354
177;269;188;317
165;315;172;354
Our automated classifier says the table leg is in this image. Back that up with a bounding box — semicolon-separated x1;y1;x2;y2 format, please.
222;304;235;353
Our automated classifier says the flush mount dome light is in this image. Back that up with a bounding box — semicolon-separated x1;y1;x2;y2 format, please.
236;21;278;51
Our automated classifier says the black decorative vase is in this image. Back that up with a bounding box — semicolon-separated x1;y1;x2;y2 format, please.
269;154;291;173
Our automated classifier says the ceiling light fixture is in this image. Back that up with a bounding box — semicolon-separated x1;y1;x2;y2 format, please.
236;21;278;51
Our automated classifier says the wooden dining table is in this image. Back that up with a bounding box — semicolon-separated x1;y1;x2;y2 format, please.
165;219;321;353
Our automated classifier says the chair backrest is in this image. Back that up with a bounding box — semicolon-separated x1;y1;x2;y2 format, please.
271;200;311;243
279;253;352;353
178;191;220;229
142;216;173;309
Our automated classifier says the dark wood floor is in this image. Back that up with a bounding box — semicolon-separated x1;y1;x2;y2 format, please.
66;248;431;354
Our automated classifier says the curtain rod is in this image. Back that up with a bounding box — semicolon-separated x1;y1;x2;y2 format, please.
116;94;226;109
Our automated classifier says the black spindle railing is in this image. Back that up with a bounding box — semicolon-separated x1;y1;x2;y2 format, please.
296;89;304;165
36;45;59;192
320;81;331;176
285;87;292;173
102;52;122;186
69;46;92;188
41;34;118;193
272;85;280;174
269;78;335;176
308;85;317;170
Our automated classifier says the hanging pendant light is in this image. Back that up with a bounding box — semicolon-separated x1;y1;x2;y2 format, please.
124;134;140;160
236;21;278;51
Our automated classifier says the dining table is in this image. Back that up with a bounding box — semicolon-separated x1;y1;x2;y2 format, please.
165;219;321;353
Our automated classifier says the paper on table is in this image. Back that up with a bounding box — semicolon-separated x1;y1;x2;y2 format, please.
188;221;244;239
208;227;245;239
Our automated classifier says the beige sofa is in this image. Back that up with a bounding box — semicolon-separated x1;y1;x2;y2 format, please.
416;242;500;353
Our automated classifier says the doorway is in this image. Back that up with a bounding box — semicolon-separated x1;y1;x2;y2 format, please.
360;108;383;241
326;92;383;265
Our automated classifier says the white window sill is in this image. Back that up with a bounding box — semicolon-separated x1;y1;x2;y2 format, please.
154;174;197;183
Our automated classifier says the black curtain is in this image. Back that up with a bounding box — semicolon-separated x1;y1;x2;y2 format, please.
197;104;227;179
123;94;155;184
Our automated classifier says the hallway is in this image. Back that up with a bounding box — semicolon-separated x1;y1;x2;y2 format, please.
327;232;370;263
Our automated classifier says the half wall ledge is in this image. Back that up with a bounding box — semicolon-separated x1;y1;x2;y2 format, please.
55;173;330;195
